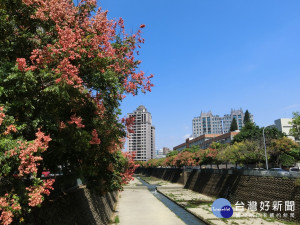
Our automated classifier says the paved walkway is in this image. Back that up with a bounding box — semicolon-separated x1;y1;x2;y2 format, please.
115;178;185;225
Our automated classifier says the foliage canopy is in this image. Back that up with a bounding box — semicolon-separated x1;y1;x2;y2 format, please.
0;0;152;223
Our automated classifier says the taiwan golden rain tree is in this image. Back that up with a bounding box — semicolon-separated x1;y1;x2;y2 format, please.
0;0;152;224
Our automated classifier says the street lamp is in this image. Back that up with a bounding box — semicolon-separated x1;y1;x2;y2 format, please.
262;126;272;170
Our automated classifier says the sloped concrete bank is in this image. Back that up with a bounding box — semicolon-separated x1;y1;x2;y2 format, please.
23;186;118;225
137;176;207;225
136;167;300;223
155;188;211;225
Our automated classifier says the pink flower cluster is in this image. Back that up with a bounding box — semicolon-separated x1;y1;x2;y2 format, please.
0;107;5;126
0;195;21;225
54;58;83;88
121;116;135;136
0;210;13;225
16;58;26;72
206;148;218;158
0;108;54;225
68;114;85;128
17;129;52;176
90;129;100;145
107;141;120;153
120;151;139;185
93;94;106;120
3;125;17;135
143;147;220;168
20;0;153;95
26;179;55;207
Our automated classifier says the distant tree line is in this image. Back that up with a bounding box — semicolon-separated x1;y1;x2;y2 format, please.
137;111;300;169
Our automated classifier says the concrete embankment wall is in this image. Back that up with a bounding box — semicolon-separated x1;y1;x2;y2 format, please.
23;187;117;225
136;167;300;222
136;167;185;184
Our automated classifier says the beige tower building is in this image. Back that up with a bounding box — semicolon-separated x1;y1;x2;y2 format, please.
127;105;155;161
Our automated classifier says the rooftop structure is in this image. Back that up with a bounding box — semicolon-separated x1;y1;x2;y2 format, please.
173;131;239;151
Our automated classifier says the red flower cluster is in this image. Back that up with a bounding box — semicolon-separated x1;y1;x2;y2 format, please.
90;129;100;145
19;0;153;95
16;58;26;72
0;107;5;126
0;108;54;225
68;114;85;128
0;195;21;225
3;125;17;135
120;151;139;185
121;116;135;136
26;179;55;207
17;129;51;176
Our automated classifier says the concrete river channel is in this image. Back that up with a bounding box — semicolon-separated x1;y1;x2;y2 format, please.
136;177;207;225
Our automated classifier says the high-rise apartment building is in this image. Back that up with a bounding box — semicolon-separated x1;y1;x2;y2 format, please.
192;109;253;137
127;105;155;161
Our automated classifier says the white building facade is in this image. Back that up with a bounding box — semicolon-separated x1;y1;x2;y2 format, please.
192;109;253;138
274;118;295;141
127;105;155;161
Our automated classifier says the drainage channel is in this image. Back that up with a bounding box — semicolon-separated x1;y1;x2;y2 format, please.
136;177;207;225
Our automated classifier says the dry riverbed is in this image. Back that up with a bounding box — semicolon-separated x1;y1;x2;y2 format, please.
140;176;294;225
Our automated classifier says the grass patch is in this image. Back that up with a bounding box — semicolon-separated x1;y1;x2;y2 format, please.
141;176;160;182
186;202;199;208
278;220;300;225
157;181;167;186
263;217;276;223
203;207;211;213
230;221;239;225
114;215;120;223
183;200;212;208
195;201;212;205
200;202;213;212
263;216;300;225
167;193;176;198
221;218;228;223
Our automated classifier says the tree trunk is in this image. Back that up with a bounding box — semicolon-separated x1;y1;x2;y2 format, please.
277;155;280;167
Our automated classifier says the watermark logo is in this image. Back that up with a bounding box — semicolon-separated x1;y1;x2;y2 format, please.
212;198;233;218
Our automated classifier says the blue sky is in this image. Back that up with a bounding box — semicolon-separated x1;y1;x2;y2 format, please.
98;0;300;150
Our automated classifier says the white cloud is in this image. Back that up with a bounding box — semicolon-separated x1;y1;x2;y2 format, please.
283;103;300;110
183;125;189;131
183;134;191;139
